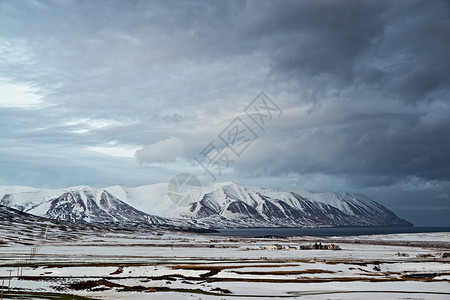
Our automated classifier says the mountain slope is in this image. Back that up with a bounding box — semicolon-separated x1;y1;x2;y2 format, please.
0;186;170;227
0;205;106;246
179;182;411;228
27;188;167;225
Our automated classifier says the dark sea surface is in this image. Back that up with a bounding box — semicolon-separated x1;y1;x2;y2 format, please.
212;227;450;237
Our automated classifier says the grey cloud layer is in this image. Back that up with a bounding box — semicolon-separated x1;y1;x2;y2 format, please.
0;0;449;225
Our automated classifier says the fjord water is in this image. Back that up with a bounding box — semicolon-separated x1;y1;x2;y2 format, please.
214;227;450;237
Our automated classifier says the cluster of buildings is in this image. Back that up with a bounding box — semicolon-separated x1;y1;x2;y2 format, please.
212;238;342;251
268;242;341;251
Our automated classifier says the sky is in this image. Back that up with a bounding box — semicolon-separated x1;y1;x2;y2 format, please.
0;0;449;226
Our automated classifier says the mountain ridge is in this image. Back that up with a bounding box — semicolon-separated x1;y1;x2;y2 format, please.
0;182;412;229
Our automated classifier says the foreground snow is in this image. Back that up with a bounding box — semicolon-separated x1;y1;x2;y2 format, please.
0;225;449;299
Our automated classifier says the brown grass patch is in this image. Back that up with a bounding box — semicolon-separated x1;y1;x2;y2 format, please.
69;279;121;290
233;269;335;275
110;266;124;275
170;263;299;271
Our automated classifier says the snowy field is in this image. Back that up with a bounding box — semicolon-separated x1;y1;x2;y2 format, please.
0;226;449;299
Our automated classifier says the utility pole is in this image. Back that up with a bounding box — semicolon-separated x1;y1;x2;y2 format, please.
6;270;13;290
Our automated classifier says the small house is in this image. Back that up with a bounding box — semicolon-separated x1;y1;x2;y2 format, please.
283;245;297;250
268;244;282;250
327;244;341;250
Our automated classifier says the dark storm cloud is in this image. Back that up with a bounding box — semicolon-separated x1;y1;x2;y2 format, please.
238;0;389;86
239;110;450;182
229;0;450;187
234;0;450;104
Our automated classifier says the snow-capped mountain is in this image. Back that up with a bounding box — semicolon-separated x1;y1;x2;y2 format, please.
0;182;412;228
180;182;411;228
0;186;168;227
30;189;167;225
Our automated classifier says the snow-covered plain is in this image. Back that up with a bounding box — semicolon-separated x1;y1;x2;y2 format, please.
0;221;449;299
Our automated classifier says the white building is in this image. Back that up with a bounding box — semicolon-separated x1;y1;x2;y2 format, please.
268;244;282;250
